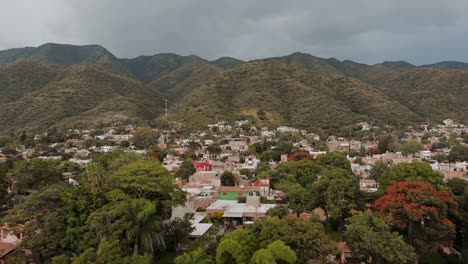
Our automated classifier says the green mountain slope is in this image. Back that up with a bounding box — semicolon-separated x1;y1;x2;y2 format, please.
0;61;165;132
369;68;468;123
0;43;114;65
119;53;206;83
0;44;466;132
420;61;468;70
209;57;244;69
167;61;420;130
149;60;223;101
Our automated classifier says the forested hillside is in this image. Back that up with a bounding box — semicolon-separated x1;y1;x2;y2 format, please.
0;43;467;133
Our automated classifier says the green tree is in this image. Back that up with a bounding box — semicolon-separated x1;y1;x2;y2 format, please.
309;168;361;221
132;127;159;149
220;171;236;186
369;161;389;182
432;153;447;163
206;144;222;156
174;248;213;264
187;141;202;151
344;212;416;263
325;175;362;228
7;159;62;194
82;162;106;193
249;248;276;264
266;205;289;219
164;214;195;252
377;134;401;153
315;152;352;172
216;239;249;264
19;130;27;143
6;185;104;263
266;240;297;263
275;159;319;188
248;217;337;263
277;182;309;216
401;140;423;157
447;145;468;163
110;160;185;210
120;140;130;148
378;161;444;193
446;178;468;249
176;159;196;180
126;198;165;255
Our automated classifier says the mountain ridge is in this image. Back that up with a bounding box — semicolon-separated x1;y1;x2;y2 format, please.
0;43;466;133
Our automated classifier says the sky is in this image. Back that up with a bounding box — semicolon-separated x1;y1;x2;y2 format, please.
1;0;468;65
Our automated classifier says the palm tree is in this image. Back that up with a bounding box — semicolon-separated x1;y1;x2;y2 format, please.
83;162;105;193
125;198;165;255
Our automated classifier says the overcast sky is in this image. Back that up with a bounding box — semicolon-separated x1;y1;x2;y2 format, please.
1;0;467;65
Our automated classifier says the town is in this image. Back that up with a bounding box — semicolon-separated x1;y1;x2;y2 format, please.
0;118;467;263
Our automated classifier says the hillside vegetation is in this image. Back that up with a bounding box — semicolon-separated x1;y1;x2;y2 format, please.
168;61;419;130
0;43;466;133
0;61;164;132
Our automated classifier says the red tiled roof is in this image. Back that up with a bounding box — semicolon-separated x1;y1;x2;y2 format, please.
0;242;15;258
337;241;351;252
288;213;312;220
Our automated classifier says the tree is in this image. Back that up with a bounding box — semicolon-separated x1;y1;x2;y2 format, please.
368;160;389;182
265;240;297;263
315;152;352;172
174;248;213;264
6;185;104;262
206;144;222;156
126;198;165;255
19;130;27;143
446;178;468;249
432;153;447;163
374;181;458;254
222;229;260;257
164;214;195;252
187;141;202;151
447;145;468;163
378;161;444;193
248;217;337;263
277;182;309;216
344;212;416;263
216;229;296;264
132;127;159;149
110;160;185;208
267;205;289;219
249;248;276;264
325;176;362;228
288;151;313;161
7;159;62;194
309;168;361;221
216;239;249;264
176;159;196;180
275;159;319;188
377;134;401;154
120;140;130;148
240;168;254;180
401;140;424;157
220;171;236;186
82;162;106;193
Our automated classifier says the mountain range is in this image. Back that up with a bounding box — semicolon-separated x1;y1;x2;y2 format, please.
0;43;466;133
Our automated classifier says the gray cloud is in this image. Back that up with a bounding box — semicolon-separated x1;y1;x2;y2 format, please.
1;0;467;64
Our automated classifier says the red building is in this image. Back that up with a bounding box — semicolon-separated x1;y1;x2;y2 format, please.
192;160;213;171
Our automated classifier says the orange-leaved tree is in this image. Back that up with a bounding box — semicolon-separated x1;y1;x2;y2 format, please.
374;181;458;254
